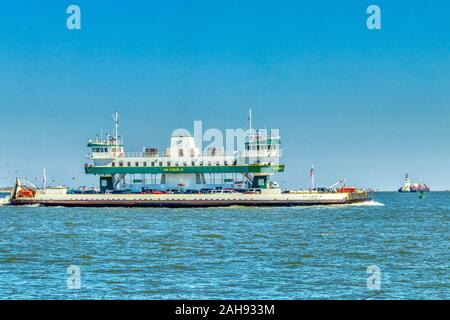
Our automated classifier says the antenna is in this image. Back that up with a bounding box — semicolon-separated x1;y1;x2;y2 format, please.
43;168;47;192
113;111;119;152
113;111;119;141
248;108;252;134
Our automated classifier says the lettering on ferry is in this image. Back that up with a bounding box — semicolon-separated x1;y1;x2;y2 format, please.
163;167;184;172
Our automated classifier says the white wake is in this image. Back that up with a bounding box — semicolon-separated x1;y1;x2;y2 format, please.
0;196;10;206
348;200;384;207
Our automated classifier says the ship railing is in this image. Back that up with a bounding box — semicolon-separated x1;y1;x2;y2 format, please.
122;152;281;159
120;151;281;159
124;152;146;157
121;153;239;161
87;150;281;164
85;158;279;167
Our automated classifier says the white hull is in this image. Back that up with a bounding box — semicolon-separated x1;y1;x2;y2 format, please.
10;189;370;207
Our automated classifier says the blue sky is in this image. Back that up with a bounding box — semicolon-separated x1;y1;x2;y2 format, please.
0;0;449;190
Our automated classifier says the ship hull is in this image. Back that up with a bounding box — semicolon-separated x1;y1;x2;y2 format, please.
9;192;370;208
398;188;430;193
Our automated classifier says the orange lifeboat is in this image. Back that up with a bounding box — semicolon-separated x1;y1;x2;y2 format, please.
336;186;357;193
17;188;35;198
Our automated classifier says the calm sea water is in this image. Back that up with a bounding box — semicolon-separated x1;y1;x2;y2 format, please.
0;192;448;299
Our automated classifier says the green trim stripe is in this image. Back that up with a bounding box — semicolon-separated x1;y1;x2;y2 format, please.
85;164;284;175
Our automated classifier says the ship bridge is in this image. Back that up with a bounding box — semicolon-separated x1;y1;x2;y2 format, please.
85;113;284;192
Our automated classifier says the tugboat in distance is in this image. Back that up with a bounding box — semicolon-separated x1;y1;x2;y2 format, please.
398;174;430;192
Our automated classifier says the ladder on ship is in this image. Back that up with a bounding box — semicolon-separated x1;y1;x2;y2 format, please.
243;173;254;188
113;174;126;189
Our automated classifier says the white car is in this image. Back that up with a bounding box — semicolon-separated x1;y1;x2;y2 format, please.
269;181;280;188
209;189;236;194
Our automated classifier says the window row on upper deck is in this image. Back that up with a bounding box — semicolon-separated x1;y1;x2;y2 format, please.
110;159;245;167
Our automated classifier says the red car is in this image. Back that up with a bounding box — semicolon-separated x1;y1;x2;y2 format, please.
141;189;165;194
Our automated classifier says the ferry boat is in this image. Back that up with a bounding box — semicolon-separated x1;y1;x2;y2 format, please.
9;112;370;207
398;174;430;193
